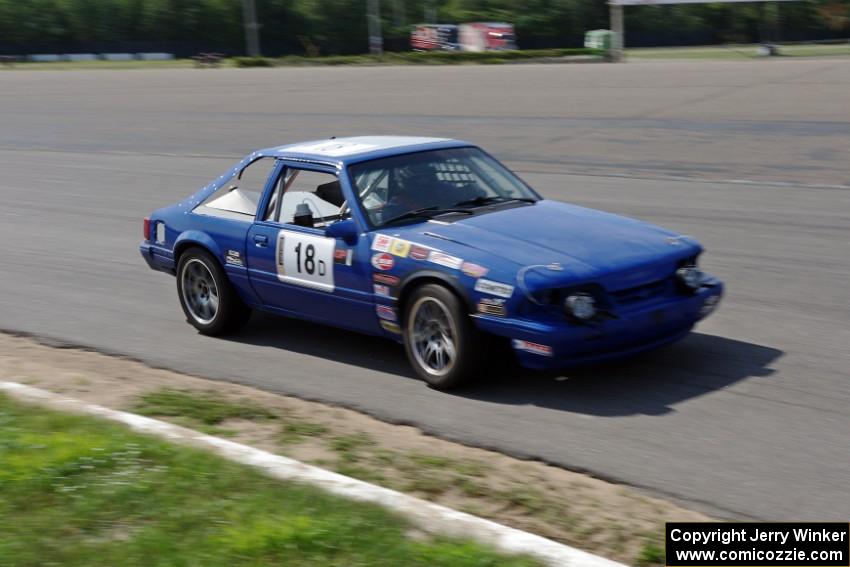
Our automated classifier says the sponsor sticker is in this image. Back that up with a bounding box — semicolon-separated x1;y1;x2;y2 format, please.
371;252;394;271
380;320;401;334
409;244;430;260
477;297;506;316
461;262;489;278
512;339;553;357
474;278;514;298
375;305;398;322
373;284;391;297
334;248;352;265
225;249;244;267
428;250;463;270
372;234;392;252
389;238;411;258
373;273;400;286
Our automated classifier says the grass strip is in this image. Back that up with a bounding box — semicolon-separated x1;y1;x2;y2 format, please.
131;386;677;565
132;387;275;433
266;48;599;66
0;393;539;567
0;48;599;71
626;43;850;60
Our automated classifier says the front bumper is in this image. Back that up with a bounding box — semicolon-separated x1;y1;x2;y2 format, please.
473;278;723;370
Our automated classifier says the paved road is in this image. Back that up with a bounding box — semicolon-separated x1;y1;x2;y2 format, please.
1;60;848;519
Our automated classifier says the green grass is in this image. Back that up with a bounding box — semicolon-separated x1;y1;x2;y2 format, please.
329;433;376;453
280;420;329;444
638;542;665;566
2;48;599;71
127;389;670;564
132;388;276;433
408;453;454;468
499;487;550;513
329;433;377;465
0;394;540;567
134;387;333;442
626;42;850;60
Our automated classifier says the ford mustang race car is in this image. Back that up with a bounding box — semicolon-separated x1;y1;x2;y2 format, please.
141;136;723;389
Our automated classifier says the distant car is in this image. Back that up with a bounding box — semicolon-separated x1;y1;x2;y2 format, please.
141;136;723;389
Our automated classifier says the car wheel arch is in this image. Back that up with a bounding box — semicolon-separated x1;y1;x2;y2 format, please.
173;231;223;266
397;271;474;322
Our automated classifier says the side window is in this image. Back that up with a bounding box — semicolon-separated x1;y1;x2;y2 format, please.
194;157;277;220
265;168;347;229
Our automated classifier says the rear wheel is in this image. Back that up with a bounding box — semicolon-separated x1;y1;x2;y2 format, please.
403;284;482;389
177;248;250;335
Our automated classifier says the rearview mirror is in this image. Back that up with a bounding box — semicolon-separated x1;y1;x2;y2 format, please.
325;219;359;245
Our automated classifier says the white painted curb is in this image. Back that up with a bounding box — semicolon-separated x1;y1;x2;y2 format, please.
0;382;624;567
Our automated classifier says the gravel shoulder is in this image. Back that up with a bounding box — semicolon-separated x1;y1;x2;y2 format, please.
0;332;709;565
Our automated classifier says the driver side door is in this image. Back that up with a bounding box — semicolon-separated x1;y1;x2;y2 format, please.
245;162;379;333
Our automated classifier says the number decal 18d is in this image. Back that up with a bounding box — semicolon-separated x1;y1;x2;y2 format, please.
276;230;335;292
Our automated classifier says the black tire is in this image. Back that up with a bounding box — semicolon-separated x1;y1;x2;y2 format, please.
403;283;483;389
176;247;251;336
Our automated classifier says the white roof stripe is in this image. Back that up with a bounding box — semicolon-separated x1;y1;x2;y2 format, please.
277;136;452;158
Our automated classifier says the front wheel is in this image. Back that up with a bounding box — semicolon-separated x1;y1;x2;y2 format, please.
403;284;483;389
176;248;251;335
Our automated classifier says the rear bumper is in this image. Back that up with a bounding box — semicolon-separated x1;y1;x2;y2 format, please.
140;242;176;274
473;278;723;370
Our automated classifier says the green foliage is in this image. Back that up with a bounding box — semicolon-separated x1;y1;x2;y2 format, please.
0;394;540;567
0;0;844;56
233;55;274;66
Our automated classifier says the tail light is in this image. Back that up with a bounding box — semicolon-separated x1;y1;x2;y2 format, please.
143;217;151;240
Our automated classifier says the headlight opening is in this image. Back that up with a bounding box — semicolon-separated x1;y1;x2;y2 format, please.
676;265;703;291
565;292;597;321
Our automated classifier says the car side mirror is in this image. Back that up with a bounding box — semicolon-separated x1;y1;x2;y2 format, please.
325;219;359;245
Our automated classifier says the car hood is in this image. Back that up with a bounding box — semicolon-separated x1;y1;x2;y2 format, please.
397;200;701;286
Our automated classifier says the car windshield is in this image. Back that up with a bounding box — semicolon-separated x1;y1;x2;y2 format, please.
348;147;539;227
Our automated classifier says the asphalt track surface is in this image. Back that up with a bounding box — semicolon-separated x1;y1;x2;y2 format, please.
1;60;848;520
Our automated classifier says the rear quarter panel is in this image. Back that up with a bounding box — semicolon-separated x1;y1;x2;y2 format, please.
147;198;259;307
175;214;258;307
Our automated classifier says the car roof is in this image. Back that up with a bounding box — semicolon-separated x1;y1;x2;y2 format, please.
256;136;473;166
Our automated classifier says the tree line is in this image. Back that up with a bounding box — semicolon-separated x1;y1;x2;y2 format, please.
0;0;846;55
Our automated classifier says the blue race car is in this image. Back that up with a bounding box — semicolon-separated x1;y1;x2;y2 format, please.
141;136;723;389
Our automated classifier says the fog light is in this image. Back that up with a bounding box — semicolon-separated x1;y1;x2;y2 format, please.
565;293;596;320
677;266;703;290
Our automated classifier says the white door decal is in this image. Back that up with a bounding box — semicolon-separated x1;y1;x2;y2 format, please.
276;230;335;292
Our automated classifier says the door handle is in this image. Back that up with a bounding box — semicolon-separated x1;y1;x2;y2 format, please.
253;234;269;247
